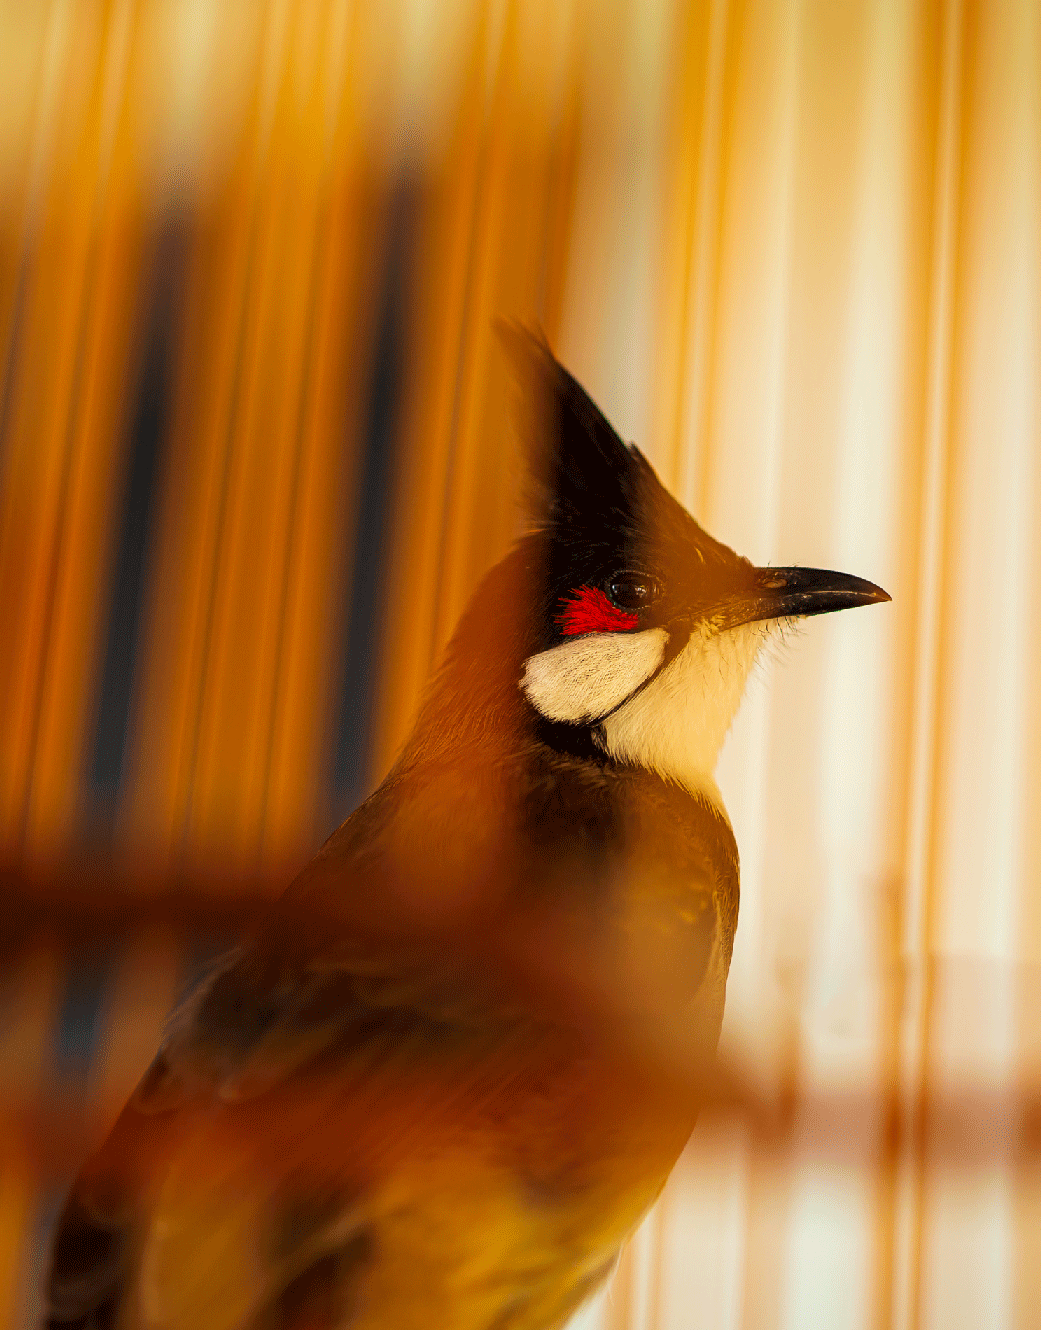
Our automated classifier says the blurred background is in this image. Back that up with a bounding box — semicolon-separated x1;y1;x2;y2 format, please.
0;0;1039;1326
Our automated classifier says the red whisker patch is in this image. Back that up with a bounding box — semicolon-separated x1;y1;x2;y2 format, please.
557;586;639;636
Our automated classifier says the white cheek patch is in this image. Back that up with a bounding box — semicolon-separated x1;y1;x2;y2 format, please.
599;620;770;805
520;629;669;724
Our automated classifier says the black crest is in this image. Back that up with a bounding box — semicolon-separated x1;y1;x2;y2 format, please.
494;322;757;661
494;320;657;543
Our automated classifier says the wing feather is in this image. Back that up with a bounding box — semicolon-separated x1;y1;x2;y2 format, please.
45;758;725;1330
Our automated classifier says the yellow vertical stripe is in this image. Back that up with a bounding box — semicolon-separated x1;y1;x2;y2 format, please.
259;0;403;862
369;0;500;779
118;2;272;868
186;3;340;865
890;1;965;1328
0;0;143;858
372;0;583;781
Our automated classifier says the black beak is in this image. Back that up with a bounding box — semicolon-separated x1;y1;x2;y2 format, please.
725;566;891;627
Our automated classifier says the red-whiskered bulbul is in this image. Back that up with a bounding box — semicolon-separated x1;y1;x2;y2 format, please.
45;326;889;1330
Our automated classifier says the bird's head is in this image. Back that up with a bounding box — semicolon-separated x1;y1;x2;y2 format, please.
421;326;889;803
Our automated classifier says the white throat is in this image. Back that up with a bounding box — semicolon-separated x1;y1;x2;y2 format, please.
598;621;767;805
521;620;770;810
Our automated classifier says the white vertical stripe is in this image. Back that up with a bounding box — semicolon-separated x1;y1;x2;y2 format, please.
673;0;730;514
713;0;803;1102
891;0;965;1326
920;0;1039;1326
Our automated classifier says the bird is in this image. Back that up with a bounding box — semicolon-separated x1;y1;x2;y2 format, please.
44;325;889;1330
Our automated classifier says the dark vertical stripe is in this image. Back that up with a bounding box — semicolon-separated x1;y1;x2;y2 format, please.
85;223;187;817
27;1191;64;1330
331;182;415;814
52;947;116;1083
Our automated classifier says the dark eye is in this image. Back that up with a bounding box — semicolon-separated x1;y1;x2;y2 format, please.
605;570;662;612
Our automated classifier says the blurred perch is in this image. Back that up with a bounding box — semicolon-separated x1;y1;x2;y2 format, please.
0;859;274;962
0;1045;1027;1181
0;857;1027;1179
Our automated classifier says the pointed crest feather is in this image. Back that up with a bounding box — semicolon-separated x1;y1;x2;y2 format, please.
494;319;646;530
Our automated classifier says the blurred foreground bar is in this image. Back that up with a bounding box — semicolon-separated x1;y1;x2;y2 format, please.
0;857;275;960
0;854;1032;1177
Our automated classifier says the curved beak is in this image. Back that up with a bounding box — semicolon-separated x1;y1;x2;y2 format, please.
725;566;891;628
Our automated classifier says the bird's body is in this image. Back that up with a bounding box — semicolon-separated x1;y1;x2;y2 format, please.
46;329;886;1330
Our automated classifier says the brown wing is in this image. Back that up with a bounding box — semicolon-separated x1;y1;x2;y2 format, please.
45;758;725;1330
44;937;554;1330
45;926;716;1330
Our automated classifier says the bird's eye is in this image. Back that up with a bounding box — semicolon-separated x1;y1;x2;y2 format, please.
606;571;661;612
